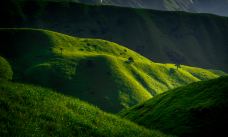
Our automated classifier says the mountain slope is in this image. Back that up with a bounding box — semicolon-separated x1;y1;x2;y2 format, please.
0;28;223;113
72;0;228;16
0;79;172;137
1;0;228;72
120;76;228;137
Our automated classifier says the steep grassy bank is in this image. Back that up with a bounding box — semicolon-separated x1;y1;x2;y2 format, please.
0;79;173;137
120;76;228;137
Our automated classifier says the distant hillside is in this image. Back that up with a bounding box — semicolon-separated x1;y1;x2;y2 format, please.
1;0;228;72
33;0;228;17
120;76;228;137
0;28;223;112
90;0;228;17
0;79;171;137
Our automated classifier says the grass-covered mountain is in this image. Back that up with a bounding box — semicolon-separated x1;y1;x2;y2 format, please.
120;76;228;137
0;80;172;137
0;28;223;113
1;0;228;72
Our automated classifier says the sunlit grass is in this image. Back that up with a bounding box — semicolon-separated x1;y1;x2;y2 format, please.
0;28;224;112
0;80;172;137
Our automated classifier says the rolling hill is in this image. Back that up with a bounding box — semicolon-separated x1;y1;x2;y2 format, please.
1;0;228;72
120;76;228;137
0;80;171;137
0;28;224;113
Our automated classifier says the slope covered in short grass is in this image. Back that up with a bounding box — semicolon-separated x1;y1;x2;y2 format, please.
0;28;223;112
120;76;228;137
0;80;172;137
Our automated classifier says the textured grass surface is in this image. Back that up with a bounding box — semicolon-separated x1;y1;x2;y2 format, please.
0;80;173;137
120;76;228;137
0;28;224;112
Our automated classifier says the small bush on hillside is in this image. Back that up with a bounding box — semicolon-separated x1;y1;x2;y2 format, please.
60;47;63;55
169;68;176;74
127;57;134;63
0;56;13;80
175;63;181;70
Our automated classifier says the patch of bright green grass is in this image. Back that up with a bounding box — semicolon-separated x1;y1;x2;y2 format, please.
0;80;172;137
0;28;225;112
120;76;228;137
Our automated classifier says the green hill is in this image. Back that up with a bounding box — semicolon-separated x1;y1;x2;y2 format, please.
1;0;228;72
120;76;228;137
0;28;224;113
0;79;173;137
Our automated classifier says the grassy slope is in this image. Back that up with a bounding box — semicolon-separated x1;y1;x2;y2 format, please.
1;0;228;72
0;80;172;137
0;28;223;112
120;76;228;137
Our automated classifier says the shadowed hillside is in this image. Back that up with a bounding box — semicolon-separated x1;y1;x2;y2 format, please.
120;76;228;137
0;28;223;113
1;0;228;72
0;79;172;137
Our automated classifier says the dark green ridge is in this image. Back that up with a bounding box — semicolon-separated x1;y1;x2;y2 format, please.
120;76;228;137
